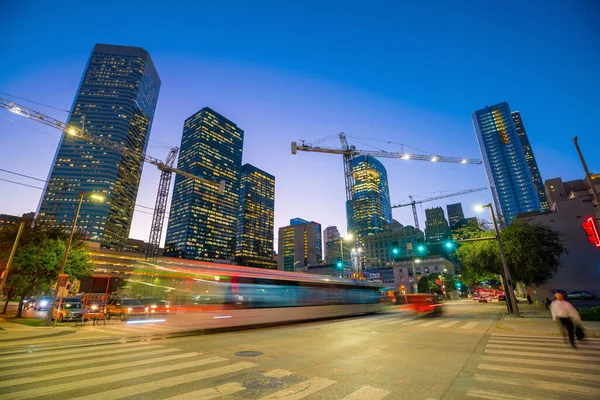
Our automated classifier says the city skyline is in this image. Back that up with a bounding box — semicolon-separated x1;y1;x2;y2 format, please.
1;2;598;247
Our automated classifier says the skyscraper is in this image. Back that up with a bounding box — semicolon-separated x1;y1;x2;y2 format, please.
472;102;541;223
277;221;322;271
512;111;549;212
38;44;160;249
346;156;392;244
235;164;276;269
424;207;451;243
290;217;323;261
164;108;244;261
323;226;340;262
446;203;465;229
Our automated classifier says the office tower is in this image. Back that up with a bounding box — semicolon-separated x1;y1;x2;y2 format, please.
472;102;541;223
323;226;341;263
235;164;276;269
290;217;323;261
38;44;160;249
424;207;451;243
277;221;321;271
346;156;392;244
446;203;465;230
362;221;424;269
164;108;244;261
512;111;549;211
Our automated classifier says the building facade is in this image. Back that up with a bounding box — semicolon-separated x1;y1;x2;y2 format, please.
512;111;549;212
545;175;600;217
290;218;323;262
446;203;465;230
164;108;244;261
346;156;392;245
424;207;451;243
393;257;456;294
472;102;541;224
235;164;276;269
362;221;424;269
277;221;321;271
323;226;341;263
38;44;161;249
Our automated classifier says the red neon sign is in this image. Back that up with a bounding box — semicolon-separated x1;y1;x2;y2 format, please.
582;216;600;248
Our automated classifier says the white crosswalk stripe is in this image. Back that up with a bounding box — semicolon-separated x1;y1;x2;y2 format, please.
341;385;391;399
258;376;337;399
463;334;600;399
460;321;480;330
438;320;461;328
419;320;441;327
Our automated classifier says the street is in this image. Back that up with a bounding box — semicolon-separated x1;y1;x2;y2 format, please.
1;300;599;399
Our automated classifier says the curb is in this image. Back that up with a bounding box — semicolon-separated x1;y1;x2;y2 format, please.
496;313;600;338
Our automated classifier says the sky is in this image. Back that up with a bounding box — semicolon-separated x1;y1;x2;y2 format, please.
1;0;599;247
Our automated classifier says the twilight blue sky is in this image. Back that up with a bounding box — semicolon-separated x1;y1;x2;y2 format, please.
1;0;598;247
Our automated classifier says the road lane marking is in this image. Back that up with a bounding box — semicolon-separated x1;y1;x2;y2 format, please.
264;369;294;378
341;385;391;399
73;362;257;400
0;348;179;375
419;320;442;327
474;373;600;396
258;376;336;399
165;382;246;400
491;333;600;341
0;352;205;388
438;320;461;328
485;349;600;362
1;356;228;400
467;388;558;400
0;341;160;362
486;343;600;354
460;322;480;330
483;355;600;371
401;320;421;326
478;363;599;382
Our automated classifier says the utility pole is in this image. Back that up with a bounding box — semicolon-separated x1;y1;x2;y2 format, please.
574;137;600;209
0;222;25;294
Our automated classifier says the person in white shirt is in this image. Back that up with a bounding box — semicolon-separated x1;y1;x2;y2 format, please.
550;293;581;348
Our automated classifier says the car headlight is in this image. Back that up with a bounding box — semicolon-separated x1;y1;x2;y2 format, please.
40;301;49;306
127;307;133;312
151;305;157;309
90;304;98;310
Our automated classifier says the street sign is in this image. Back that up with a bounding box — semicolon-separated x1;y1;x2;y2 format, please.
57;287;69;298
56;274;69;288
407;243;413;250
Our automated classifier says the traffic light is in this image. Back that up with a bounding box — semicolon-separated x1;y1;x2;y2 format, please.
444;241;454;249
416;238;427;255
336;257;343;268
391;240;400;260
582;216;600;248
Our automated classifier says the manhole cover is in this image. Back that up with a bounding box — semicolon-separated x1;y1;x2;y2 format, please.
235;351;263;357
244;376;283;389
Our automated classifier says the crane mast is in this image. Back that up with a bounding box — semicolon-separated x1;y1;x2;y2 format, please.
0;97;223;263
392;187;488;229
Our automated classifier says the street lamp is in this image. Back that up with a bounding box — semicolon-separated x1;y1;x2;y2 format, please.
45;191;105;325
412;258;421;293
339;234;353;276
475;203;519;315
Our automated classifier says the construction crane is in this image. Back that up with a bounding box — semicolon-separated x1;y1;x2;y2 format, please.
291;132;482;234
0;97;224;262
391;187;488;229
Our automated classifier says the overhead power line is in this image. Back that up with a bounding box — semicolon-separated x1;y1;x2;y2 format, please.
0;178;44;190
0;91;70;113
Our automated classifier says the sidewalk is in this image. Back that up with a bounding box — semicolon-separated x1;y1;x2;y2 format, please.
0;315;77;342
497;304;600;337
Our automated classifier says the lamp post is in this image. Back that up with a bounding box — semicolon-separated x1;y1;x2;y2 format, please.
339;234;352;277
475;203;519;315
45;191;105;326
411;258;421;293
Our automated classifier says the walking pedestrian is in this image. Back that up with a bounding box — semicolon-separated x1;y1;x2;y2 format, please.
550;293;581;348
526;294;533;305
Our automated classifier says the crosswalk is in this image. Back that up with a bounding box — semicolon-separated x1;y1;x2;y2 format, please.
330;313;487;331
463;333;600;400
0;340;393;400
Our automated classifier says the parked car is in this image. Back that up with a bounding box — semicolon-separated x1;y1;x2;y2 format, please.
567;291;597;300
33;296;52;311
141;298;171;315
53;301;85;322
86;299;105;312
105;298;147;321
22;297;36;309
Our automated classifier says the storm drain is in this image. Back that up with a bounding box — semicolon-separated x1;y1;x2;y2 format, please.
235;350;263;357
244;376;284;390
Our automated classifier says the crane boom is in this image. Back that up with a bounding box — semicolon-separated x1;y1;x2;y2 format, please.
0;96;223;263
392;187;488;229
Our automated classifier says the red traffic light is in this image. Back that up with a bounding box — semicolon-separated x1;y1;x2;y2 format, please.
582;216;600;248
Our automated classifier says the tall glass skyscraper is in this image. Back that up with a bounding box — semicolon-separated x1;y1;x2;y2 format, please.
235;163;276;269
425;207;451;243
512;111;549;212
472;102;541;223
346;156;392;244
38;44;161;249
164;108;244;261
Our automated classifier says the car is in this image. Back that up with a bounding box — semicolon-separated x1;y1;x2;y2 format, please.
105;298;148;321
567;291;597;300
497;293;506;301
478;296;490;303
22;297;36;309
86;299;105;312
33;296;52;311
53;301;85;322
141;298;171;315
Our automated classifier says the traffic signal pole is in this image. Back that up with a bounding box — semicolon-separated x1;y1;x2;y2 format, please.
574;137;600;210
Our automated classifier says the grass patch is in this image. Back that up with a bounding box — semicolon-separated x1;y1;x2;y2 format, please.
9;318;62;327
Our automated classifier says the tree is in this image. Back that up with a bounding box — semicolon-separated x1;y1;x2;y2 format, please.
0;222;92;317
456;219;566;288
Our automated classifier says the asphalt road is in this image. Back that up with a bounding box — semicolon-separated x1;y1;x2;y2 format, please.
1;300;599;399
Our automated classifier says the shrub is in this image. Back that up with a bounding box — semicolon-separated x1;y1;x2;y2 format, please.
578;307;600;321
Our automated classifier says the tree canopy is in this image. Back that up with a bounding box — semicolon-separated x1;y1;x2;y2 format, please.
455;219;566;287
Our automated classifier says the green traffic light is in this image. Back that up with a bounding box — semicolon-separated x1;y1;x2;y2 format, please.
392;248;399;254
445;242;454;249
417;245;425;252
